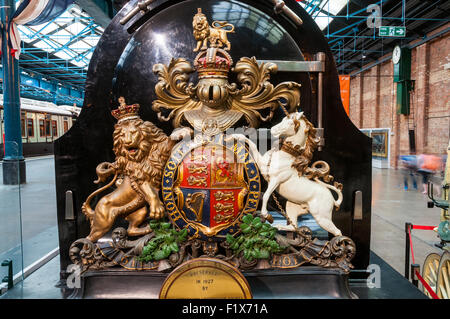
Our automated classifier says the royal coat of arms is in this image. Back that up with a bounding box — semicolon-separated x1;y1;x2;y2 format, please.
163;135;260;240
69;8;356;280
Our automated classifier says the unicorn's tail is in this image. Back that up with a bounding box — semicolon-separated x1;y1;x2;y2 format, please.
314;178;343;211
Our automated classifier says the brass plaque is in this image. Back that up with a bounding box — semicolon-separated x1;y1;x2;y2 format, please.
159;258;252;299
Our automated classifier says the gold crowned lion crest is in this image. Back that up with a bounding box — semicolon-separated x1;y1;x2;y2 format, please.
193;8;234;52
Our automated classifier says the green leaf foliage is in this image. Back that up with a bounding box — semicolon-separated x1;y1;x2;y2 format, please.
139;220;188;262
227;214;285;262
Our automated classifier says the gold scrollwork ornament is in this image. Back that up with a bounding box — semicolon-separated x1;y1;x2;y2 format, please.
152;9;301;134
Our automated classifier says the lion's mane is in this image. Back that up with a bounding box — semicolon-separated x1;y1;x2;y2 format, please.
112;119;173;189
193;14;209;41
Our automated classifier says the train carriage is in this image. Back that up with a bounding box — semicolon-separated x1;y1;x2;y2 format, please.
0;97;80;159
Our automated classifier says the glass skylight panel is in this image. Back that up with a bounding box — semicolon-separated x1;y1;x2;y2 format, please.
315;15;334;30
83;38;100;47
53;51;72;61
68;41;88;51
53;29;73;45
296;0;348;31
14;2;103;74
17;26;32;42
69;59;86;68
65;22;85;35
315;0;349;16
327;0;349;15
33;39;55;51
30;22;60;34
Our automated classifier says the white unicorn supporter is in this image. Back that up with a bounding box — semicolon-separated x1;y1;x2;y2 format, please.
231;111;343;236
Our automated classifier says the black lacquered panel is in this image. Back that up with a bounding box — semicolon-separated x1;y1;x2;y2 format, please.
54;0;372;278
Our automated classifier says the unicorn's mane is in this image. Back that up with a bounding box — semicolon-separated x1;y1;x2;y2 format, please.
291;114;320;174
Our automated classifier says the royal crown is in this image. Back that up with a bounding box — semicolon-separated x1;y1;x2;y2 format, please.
192;8;234;79
111;97;140;122
194;48;233;79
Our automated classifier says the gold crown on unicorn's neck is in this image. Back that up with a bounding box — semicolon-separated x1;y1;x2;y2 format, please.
111;97;140;122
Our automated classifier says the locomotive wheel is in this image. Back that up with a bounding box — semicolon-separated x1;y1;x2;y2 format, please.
436;252;450;299
422;253;441;298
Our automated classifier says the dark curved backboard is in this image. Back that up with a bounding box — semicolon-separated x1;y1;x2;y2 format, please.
54;0;371;276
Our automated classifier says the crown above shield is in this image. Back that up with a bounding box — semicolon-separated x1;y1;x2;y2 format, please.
192;8;234;79
194;48;233;79
152;8;301;131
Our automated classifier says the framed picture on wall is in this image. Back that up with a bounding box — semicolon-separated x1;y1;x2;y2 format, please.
372;131;388;158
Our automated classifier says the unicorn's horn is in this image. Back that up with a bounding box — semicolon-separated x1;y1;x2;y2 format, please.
279;103;290;117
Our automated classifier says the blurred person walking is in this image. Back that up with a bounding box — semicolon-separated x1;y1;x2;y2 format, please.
399;155;417;191
417;153;442;195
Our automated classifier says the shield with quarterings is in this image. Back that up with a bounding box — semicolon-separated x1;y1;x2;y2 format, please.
162;134;261;240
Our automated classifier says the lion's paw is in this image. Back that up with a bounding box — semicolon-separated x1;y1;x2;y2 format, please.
149;200;165;220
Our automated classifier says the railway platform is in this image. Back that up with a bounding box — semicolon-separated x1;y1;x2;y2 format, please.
0;155;59;287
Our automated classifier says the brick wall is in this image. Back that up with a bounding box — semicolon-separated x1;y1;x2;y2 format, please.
348;25;450;168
